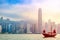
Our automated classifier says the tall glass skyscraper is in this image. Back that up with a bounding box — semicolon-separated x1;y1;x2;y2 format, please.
38;8;42;34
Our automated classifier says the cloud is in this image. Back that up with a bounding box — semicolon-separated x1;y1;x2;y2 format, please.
0;13;21;18
0;3;38;21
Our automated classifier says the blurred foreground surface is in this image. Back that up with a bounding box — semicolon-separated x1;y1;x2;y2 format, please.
0;34;60;40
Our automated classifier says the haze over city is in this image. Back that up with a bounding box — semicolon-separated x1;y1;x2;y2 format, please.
0;0;60;24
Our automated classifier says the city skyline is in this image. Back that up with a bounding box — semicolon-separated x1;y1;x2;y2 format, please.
0;0;60;34
0;8;60;34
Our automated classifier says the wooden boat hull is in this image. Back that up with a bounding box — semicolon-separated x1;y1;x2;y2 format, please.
42;33;56;37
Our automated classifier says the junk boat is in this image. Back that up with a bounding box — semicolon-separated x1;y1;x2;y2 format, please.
42;25;56;37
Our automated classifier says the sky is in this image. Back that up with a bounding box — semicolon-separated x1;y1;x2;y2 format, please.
0;0;60;23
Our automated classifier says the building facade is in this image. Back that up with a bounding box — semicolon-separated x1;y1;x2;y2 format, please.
38;8;42;33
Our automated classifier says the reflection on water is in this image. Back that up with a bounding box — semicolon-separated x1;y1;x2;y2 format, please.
0;34;60;40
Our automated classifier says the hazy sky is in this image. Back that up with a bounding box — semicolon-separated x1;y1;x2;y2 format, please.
0;0;60;23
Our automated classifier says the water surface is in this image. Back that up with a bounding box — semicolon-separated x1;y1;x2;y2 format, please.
0;34;60;40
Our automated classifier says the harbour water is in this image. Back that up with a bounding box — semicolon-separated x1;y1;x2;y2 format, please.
0;34;60;40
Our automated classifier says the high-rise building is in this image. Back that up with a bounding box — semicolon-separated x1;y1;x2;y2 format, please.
1;17;3;20
57;24;60;34
20;24;24;33
31;23;36;33
27;23;32;34
0;25;2;33
45;22;48;33
48;19;52;32
8;24;12;33
38;8;42;33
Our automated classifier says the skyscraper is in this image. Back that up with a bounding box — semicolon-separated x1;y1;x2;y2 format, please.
45;22;48;33
27;23;32;34
38;8;42;33
0;25;2;33
31;23;36;33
